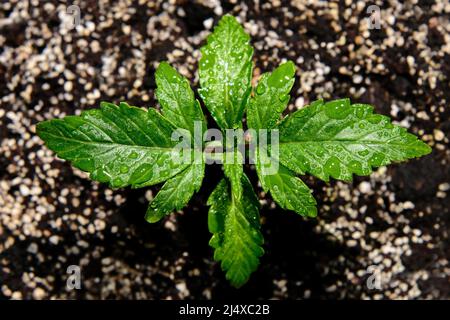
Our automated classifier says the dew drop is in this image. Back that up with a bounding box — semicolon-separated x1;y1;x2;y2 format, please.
324;100;349;119
349;160;363;174
369;153;385;167
112;177;123;187
316;149;325;157
278;93;289;103
355;108;365;119
156;155;166;166
272;184;280;194
324;156;341;177
129;151;138;159
120;165;129;174
256;83;266;95
358;150;370;157
251;229;260;239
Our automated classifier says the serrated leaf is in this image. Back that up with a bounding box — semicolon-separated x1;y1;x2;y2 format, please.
247;61;296;130
255;147;317;217
36;102;190;188
208;175;264;288
278;99;432;181
155;62;206;137
199;15;253;129
145;160;205;223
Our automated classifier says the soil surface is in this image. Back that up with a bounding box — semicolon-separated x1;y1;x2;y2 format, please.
0;0;449;299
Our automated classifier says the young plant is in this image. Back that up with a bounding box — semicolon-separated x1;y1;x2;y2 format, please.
37;15;431;287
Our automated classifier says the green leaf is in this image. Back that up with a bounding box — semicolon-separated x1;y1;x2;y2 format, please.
145;160;205;223
208;175;264;288
199;15;253;129
155;62;206;136
223;150;244;199
36;102;189;188
248;61;296;130
278;99;432;181
255;147;317;217
246;61;317;217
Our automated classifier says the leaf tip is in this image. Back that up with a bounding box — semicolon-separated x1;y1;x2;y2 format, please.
156;60;171;72
144;205;164;223
281;60;296;75
418;140;432;156
220;14;239;24
35;120;46;136
100;101;117;109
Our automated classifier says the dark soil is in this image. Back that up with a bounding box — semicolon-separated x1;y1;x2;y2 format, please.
0;0;449;299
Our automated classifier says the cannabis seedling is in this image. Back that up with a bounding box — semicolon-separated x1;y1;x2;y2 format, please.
37;15;431;287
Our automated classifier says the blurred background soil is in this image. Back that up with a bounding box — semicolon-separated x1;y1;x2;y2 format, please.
0;0;449;299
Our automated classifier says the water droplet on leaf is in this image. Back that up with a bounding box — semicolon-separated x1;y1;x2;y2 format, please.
278;93;289;103
112;177;123;187
256;83;266;95
369;153;385;167
355;108;365;119
349;160;363;174
324;100;350;119
129;151;138;159
358;150;370;157
324;156;341;177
